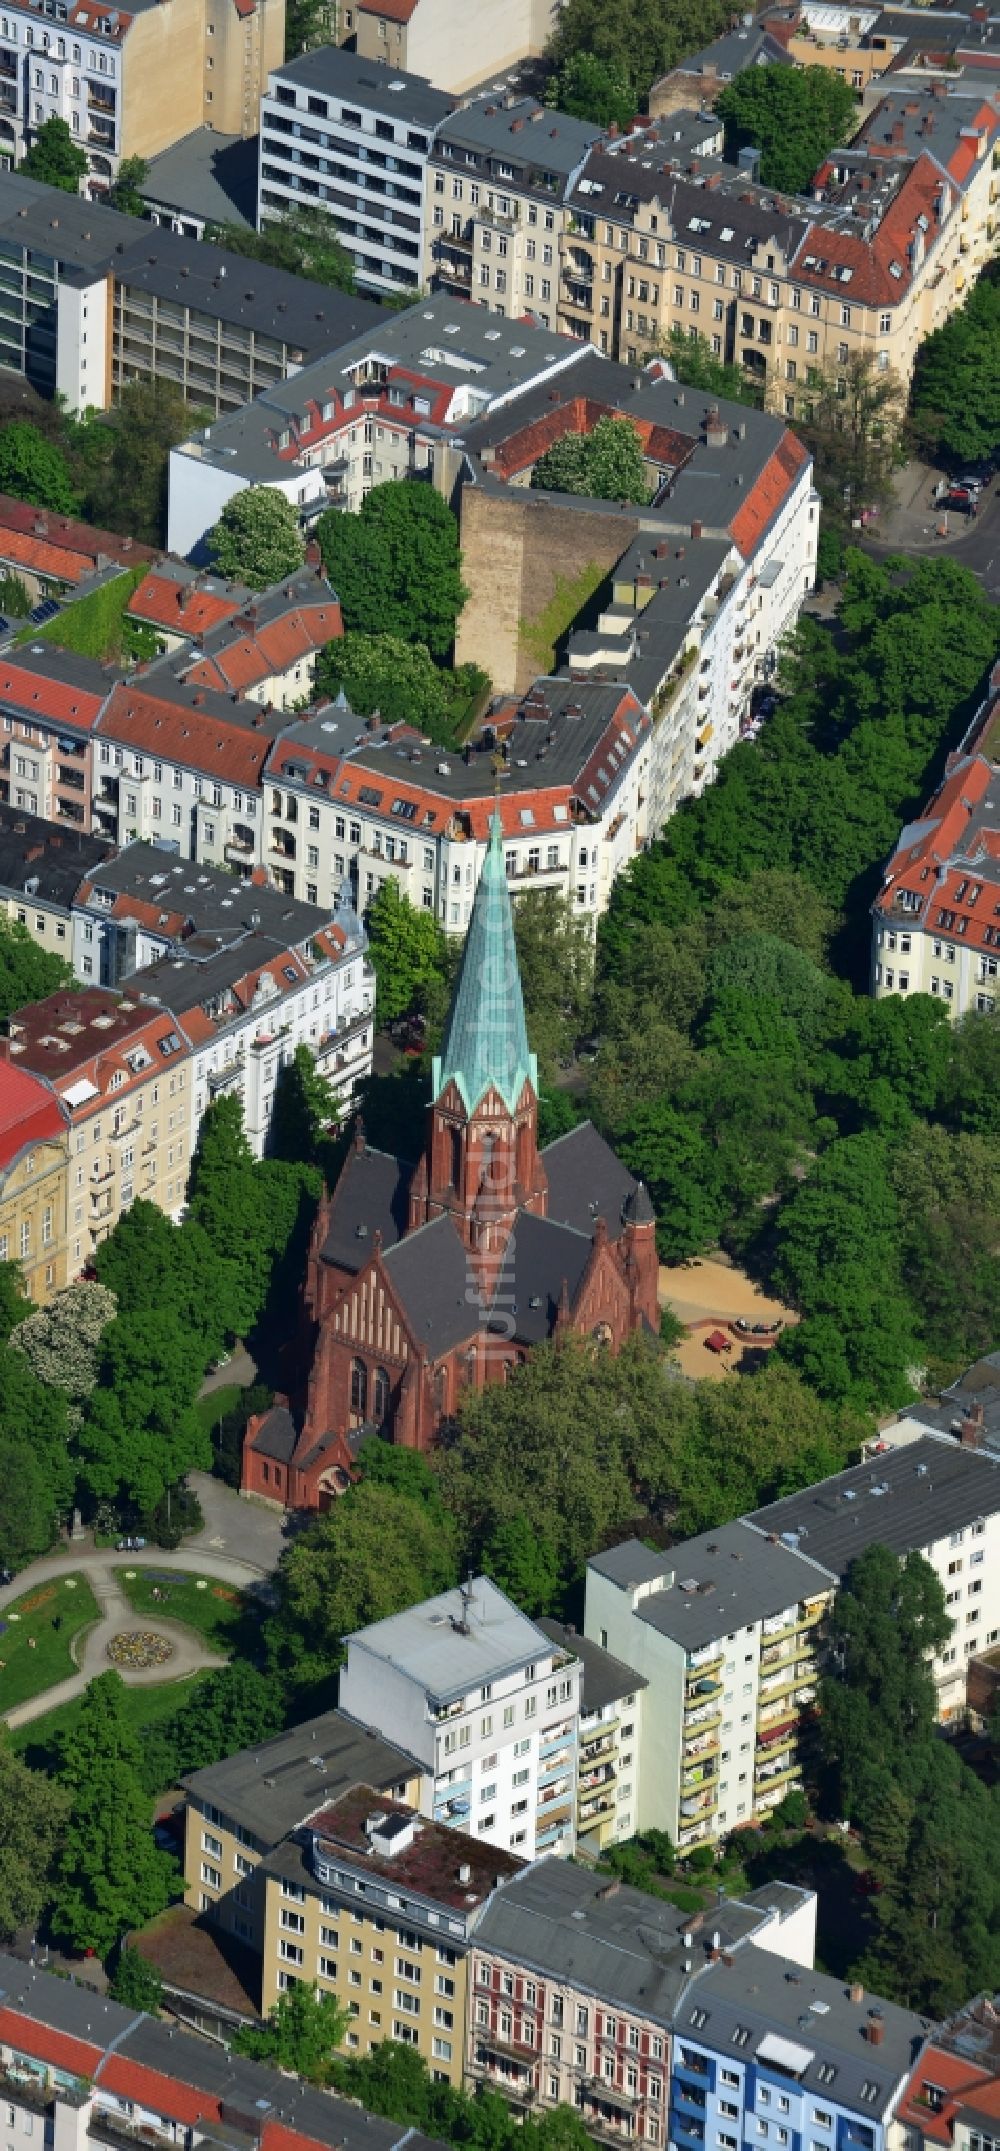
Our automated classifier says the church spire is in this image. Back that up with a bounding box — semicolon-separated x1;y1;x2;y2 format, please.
432;812;537;1116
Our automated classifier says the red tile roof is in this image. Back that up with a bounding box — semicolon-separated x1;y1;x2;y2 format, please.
0;2006;102;2078
0;497;154;569
488;395;692;483
127;572;244;637
793;156;954;310
730;431;810;558
97;2055;223;2124
897;2046;995;2146
874;756;993;925
97;682;279;788
356;0;418;20
3;989;188;1111
0;1062;66;1171
182;602;342;695
0;662;109;730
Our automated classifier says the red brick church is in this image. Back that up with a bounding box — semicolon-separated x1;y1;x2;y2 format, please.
242;815;659;1512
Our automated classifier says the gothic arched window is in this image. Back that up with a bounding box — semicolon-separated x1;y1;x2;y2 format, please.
373;1366;390;1426
350;1357;368;1422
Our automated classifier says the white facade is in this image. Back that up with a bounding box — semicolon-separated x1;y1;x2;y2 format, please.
339;1579;583;1859
0;5;122;190
167;452;319;563
91;735;266;876
185;939;373;1156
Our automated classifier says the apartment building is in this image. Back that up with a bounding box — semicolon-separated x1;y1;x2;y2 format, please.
556;80;1000;408
671;1944;926;2151
262;678;651;932
0;497;153;606
872;709;1000;1017
538;1621;646;1850
166;295;592;552
0;1058;69;1296
2;985;192;1258
257;1788;522;2078
339;1578;583;1860
0;645;116;833
127;562;342;708
340;0;554;97
0;0;283;194
648;21;794;116
0;1952;448;2151
0;170;381;412
0;802;109;962
585;1524;832;1853
260;49;452;300
425;93;600;327
897;1989;1000;2151
468;1862;816;2135
91;677;289;869
182;1708;421;1961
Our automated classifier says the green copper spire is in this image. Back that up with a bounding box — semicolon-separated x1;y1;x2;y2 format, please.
433;813;536;1116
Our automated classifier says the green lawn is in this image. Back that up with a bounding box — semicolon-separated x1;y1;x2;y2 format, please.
0;1575;100;1711
195;1384;242;1436
13;1672;203;1787
115;1567;244;1650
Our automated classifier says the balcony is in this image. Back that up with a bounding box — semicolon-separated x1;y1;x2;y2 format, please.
685;1675;723;1704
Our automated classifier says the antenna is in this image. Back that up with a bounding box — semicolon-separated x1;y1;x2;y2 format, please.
454;1572;475;1635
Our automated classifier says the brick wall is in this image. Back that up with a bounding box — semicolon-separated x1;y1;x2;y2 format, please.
455;484;639;694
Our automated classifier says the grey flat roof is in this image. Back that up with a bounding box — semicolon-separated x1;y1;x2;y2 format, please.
346;1576;561;1704
341;678;646;806
0;805;112;907
434;93;600;175
746;1433;1000;1574
181;1708;419;1845
474;1860;780;2025
681;1943;928;2112
270;46;454;128
588;1522;831;1652
538;1621;647;1713
0;1954;137;2043
140;128;258;229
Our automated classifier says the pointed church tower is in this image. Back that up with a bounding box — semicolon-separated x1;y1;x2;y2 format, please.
410;814;548;1250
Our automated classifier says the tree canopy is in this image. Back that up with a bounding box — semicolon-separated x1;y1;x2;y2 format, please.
50;1673;180;1956
209;203;355;294
0;423;78;515
546;53;636;129
20;117;88;193
234;1981;350;2080
545;0;730;105
365;879;451;1026
911;264;1000;464
532;416;652;504
317;483;467;660
207;486;306;588
715;64;857;193
316;631;458;744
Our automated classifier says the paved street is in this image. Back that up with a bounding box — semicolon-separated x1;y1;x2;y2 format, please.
864;456;1000;596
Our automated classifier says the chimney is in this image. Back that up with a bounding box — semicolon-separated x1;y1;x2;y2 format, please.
705;405;727;449
849;1983;865;2005
960;1403;985;1448
691;519;703;540
867;2013;885;2048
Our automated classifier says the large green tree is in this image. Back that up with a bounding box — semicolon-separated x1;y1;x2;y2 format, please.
207;486;305;589
715;64;857;193
316;632;455;742
911;264;1000;464
271;1479;458;1696
650;327;756;406
0;424;78;516
20;117;88;194
364;879;449;1026
819;1545;951;1824
532;416;651;504
50;1673;180;1956
106;156;148;216
317;483;467;661
234;1981;350;2080
0;1740;69;1940
546;0;730;105
82;380;202;548
546;52;635;129
209;203;355;294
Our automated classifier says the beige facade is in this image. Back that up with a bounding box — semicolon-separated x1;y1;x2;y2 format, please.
348;0;555;97
0;1119;69;1300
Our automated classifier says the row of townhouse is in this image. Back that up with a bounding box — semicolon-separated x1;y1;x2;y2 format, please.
872;668;1000;1019
0;836;374;1283
254;46;1000;409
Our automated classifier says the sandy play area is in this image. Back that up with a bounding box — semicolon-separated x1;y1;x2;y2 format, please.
659;1256;798;1381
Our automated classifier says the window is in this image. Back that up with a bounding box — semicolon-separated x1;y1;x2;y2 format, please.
201;1863;221;1888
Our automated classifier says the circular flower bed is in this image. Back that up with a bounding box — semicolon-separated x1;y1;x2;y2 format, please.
106;1629;175;1669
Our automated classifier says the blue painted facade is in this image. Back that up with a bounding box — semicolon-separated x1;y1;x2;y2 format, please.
669;2036;885;2151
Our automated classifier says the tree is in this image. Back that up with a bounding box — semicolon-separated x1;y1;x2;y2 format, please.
481;1514;560;1615
911;265;1000;465
365;879;449;1026
0;1740;69;1940
819;1545;951;1822
546;0;731;105
547;52;635;129
715;65;857;193
110;1946;163;2012
532;416;651;504
270;1480;458;1693
0;423;78;515
270;1044;340;1165
51;1673;180;1956
106;156;148;216
82;378;203;548
186;1096;276;1335
772;1134;917;1407
9;1281;117;1428
316;632;455;743
795;350;907;513
207;486;305;589
513;889;595;1076
284;0;336;56
0;573;29;618
0;1435;67;1569
20;116;87;194
650;326;757;406
234;1980;350;2081
317;482;467;661
142;1663;283;1792
209;202;355;294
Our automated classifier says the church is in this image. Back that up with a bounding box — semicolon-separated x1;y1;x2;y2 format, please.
241;815;660;1512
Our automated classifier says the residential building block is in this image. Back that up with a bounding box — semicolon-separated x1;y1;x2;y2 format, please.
872;700;1000;1018
259;48;452;299
0;801;110;963
0;497;154;604
338;1578;583;1861
424;93;600;326
126;561;342;708
91;676;290;869
537;1620;646;1849
0;645;119;834
0;1058;69;1297
340;0;555;98
897;1988;1000;2151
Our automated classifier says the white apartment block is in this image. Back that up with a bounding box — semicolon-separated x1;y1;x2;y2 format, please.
91;681;287;874
339;1578;583;1860
872;723;1000;1021
0;3;123;189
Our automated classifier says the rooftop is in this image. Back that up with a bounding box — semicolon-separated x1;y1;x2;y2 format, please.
269;46;454;129
139;128;258;229
130;1904;258;2022
537;1620;648;1714
746;1433;1000;1572
181;1708;419;1845
434;91;600;175
0;1059;67;1172
588;1522;831;1652
474;1860;793;2025
0;804;112;907
77;841;339;950
345;1575;565;1705
682;1944;928;2113
280;1784;523;1908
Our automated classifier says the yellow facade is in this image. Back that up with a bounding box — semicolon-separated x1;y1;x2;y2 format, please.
118;0;285;157
0;1130;69;1303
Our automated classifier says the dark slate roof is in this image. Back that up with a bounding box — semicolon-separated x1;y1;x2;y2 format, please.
587;1521;830;1651
587;1539;669;1589
247;1405;296;1464
181;1709;418;1844
381;1213;474;1353
746;1433;1000;1575
320;1145;413;1274
0;804;113;906
542;1119;639;1242
538;1620;647;1713
503;1209;592;1343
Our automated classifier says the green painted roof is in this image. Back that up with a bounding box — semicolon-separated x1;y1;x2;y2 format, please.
433;813;537;1117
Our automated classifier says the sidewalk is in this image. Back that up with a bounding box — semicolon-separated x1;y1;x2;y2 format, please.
869;457;997;553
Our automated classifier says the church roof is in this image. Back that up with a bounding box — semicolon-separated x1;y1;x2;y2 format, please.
432;813;537;1117
382;1213;477;1353
320;1143;412;1273
542;1119;640;1243
504;1210;593;1344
